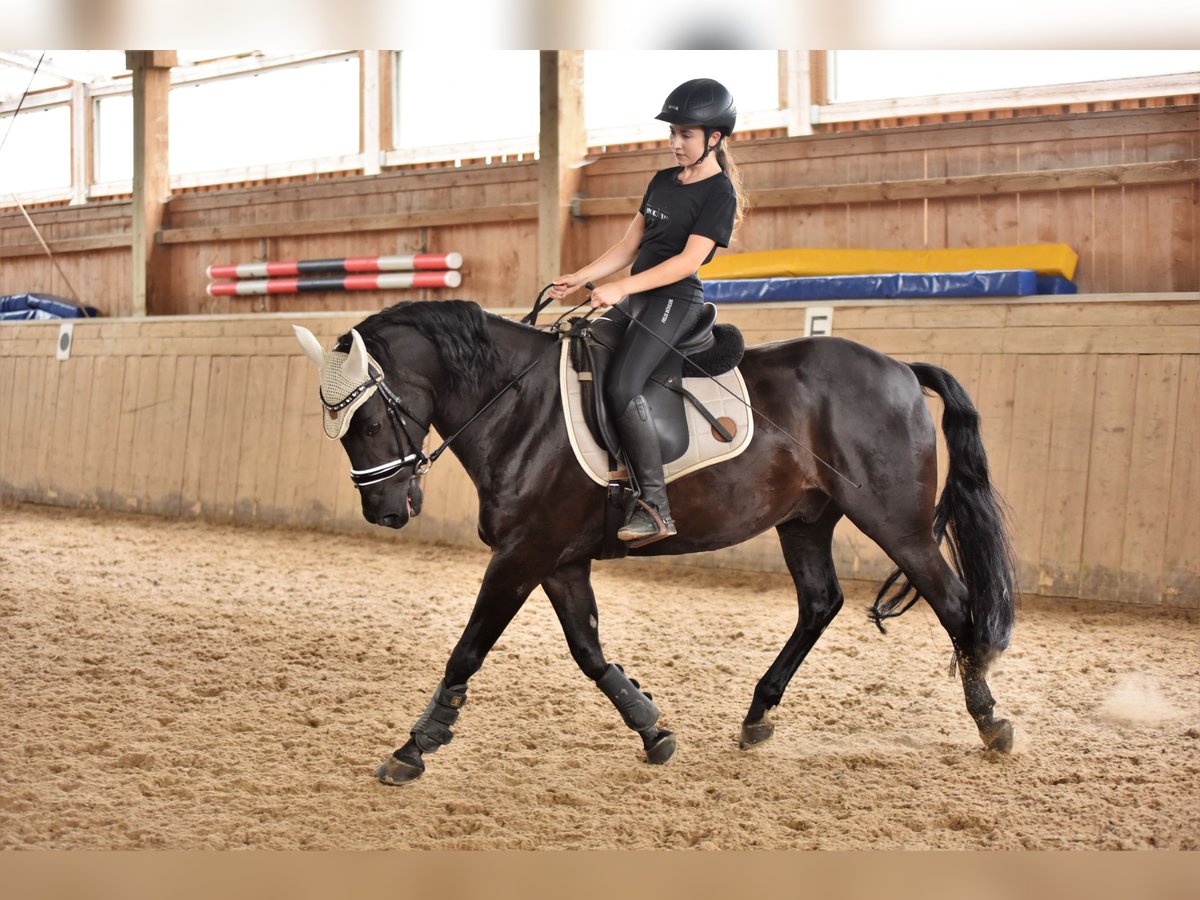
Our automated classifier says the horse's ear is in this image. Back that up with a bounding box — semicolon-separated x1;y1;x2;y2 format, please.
345;328;370;383
293;325;326;368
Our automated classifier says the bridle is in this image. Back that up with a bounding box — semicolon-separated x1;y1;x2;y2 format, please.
329;343;554;490
321;360;432;489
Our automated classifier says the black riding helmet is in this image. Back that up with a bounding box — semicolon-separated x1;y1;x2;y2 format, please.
655;78;737;166
656;78;737;135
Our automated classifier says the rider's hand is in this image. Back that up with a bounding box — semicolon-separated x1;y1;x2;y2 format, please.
588;282;625;310
549;274;583;301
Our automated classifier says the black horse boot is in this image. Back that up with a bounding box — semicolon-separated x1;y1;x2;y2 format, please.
615;395;677;547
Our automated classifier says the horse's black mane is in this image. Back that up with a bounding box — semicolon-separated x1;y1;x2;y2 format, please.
338;300;505;393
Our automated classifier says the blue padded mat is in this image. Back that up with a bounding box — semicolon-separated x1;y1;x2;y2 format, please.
703;269;1051;303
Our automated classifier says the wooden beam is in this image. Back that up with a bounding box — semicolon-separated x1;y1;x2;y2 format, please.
575;159;1199;217
360;50;381;176
158;204;538;244
127;51;176;317
781;50;814;137
70;82;92;206
0;233;132;259
815;72;1200;123
537;51;586;293
582;107;1198;175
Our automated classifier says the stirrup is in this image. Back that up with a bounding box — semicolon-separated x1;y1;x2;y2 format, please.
619;500;676;548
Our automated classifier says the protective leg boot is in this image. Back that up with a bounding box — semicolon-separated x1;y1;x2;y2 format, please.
614;396;676;547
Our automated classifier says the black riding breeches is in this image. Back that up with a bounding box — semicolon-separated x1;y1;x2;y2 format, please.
605;293;705;414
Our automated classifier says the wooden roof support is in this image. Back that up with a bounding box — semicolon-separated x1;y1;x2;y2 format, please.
537;51;586;295
127;51;176;317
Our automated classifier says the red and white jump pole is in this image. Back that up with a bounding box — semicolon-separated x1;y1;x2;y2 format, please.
206;253;463;280
206;270;462;297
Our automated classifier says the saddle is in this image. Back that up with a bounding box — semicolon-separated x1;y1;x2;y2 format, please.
562;302;747;559
567;301;746;469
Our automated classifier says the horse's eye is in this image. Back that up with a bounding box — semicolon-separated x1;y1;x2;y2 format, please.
364;421;382;437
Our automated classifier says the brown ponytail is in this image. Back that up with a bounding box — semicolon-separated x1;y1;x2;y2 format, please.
716;139;748;233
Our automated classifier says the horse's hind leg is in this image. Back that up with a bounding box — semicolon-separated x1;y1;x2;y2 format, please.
741;511;844;750
541;559;676;765
872;535;1013;752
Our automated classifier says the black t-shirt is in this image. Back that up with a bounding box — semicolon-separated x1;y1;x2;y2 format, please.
632;167;737;300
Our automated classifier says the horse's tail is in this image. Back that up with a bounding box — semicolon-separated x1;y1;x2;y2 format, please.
871;362;1016;661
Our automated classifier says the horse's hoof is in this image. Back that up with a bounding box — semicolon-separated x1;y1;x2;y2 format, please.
739;716;774;750
981;718;1014;753
645;730;677;765
376;753;425;785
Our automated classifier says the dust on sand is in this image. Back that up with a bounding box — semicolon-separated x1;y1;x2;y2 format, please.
1;503;1197;850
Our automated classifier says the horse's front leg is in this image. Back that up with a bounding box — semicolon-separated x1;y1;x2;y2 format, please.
542;559;676;765
376;552;539;785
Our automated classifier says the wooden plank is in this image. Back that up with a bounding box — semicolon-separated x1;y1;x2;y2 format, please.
1078;356;1139;602
1004;356;1057;594
1162;355;1199;608
143;355;180;515
830;327;1006;355
43;355;76;503
213;356;250;521
109;356;142;508
79;355;126;508
576;159;1198;216
127;355;161;509
166;161;537;213
56;356;95;506
0;233;132;259
159;204;539;244
1006;300;1200;327
179;356;213;517
196;356;231;519
0;355;15;497
272;355;319;525
1001;325;1200;355
1;358;35;500
583;108;1198;174
1119;355;1182;604
151;355;193;517
1036;355;1099;598
973;354;1018;520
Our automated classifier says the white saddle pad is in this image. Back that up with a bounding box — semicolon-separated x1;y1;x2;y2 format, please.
558;340;755;487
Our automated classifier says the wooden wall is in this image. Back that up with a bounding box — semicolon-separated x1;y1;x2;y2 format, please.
2;295;1196;609
570;106;1199;295
2;107;1195;316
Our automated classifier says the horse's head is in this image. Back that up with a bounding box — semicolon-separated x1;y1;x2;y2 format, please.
293;324;429;529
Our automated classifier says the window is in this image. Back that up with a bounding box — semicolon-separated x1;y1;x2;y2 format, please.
395;51;539;150
585;50;781;139
0;103;70;196
169;55;360;173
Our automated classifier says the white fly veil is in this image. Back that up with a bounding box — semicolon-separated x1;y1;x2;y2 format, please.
293;325;384;440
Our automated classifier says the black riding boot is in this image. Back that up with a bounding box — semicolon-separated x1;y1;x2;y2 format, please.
615;395;677;547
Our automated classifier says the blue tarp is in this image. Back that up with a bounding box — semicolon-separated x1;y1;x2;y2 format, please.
0;292;99;319
702;269;1069;303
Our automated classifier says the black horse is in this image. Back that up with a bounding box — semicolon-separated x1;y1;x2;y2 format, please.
294;300;1016;784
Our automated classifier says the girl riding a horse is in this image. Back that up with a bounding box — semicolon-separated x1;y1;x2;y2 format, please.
551;78;748;547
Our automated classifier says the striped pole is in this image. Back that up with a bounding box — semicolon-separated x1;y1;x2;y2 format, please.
206;270;462;297
206;252;463;280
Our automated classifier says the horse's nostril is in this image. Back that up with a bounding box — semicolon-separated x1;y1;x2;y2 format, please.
379;514;403;529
